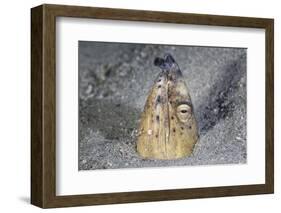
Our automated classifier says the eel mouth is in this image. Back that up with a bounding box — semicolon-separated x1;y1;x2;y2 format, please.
154;72;171;157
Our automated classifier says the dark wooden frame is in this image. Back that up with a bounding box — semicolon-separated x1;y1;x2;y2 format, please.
31;4;274;208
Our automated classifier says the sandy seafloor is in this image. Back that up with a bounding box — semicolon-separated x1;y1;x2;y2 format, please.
78;41;247;170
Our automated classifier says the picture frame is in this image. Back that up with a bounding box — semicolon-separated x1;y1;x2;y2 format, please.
31;4;274;208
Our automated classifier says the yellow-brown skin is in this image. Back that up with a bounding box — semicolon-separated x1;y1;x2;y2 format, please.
137;55;198;160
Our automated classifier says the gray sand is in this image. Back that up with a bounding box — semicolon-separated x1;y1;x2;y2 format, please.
78;41;247;170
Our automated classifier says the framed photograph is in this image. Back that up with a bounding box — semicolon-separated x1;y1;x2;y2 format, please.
31;4;274;208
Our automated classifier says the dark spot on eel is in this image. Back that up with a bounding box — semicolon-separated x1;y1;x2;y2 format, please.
158;85;161;88
156;115;160;122
181;127;184;130
171;116;174;120
173;128;176;133
156;96;161;103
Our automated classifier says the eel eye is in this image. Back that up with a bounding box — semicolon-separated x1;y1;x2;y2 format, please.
176;104;192;122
